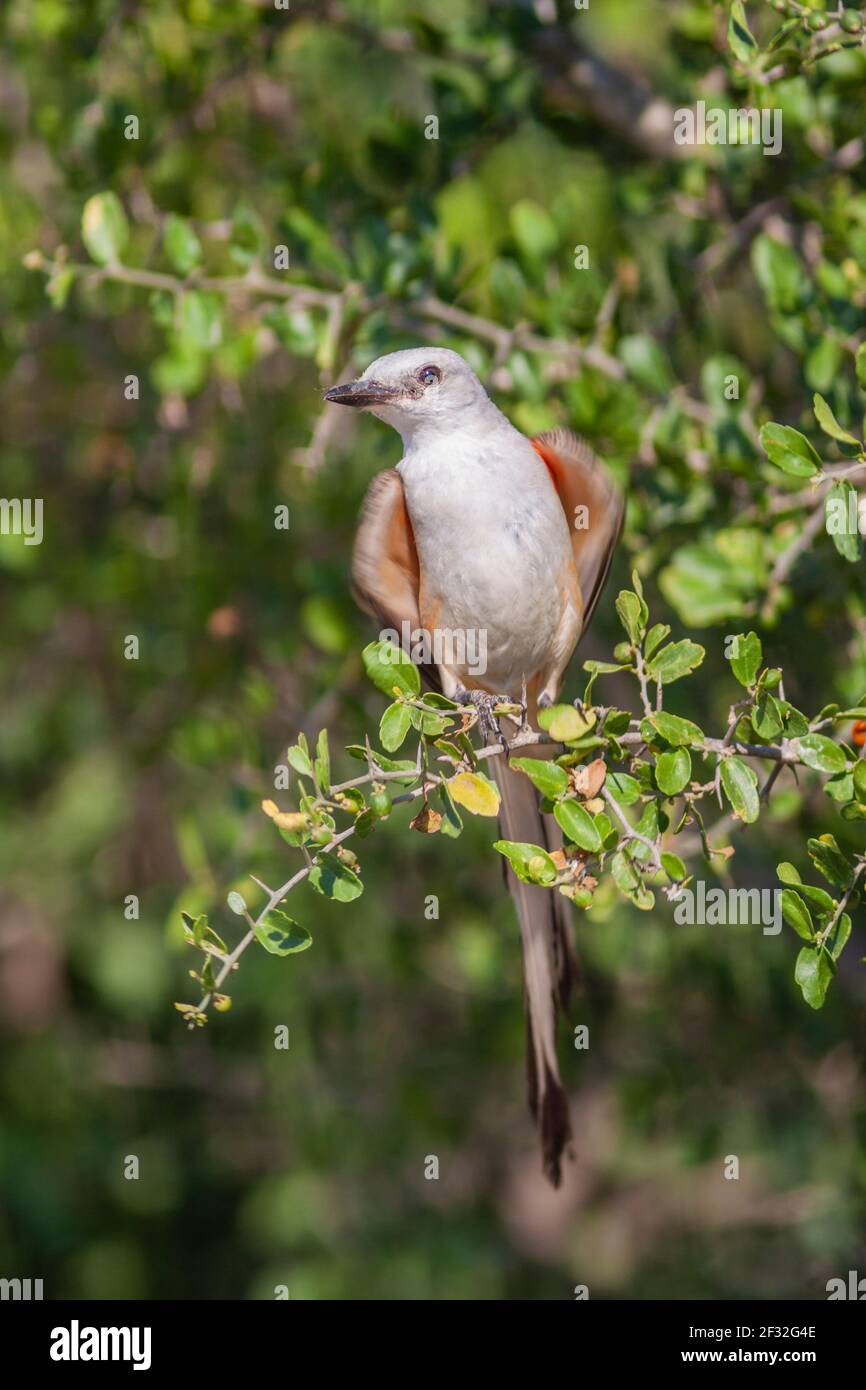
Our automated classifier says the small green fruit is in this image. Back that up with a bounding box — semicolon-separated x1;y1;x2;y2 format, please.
370;785;392;817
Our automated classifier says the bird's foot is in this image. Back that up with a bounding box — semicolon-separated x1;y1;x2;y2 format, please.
454;687;526;755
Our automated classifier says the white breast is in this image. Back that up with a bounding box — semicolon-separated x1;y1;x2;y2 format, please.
398;424;575;694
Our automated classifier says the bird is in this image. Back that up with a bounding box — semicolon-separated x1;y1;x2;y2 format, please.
325;346;623;1185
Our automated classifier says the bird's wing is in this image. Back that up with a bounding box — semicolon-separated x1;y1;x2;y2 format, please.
351;469;441;691
531;428;624;638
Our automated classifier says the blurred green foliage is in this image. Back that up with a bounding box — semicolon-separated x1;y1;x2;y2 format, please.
2;0;866;1299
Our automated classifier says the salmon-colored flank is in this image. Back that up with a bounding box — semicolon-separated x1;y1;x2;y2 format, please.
530;436;563;493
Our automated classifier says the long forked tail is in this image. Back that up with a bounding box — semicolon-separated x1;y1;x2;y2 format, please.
491;751;578;1186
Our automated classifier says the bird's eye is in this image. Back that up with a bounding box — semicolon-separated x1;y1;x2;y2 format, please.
417;364;441;386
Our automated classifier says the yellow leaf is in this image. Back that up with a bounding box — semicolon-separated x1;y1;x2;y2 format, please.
262;800;308;832
448;771;501;816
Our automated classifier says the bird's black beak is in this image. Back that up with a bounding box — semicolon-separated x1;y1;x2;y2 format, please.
323;379;398;408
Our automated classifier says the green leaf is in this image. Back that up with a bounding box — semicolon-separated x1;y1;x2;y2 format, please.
179;290;222;350
606;771;641;806
284;207;351;280
776;862;801;885
759;422;820;478
287;741;314;778
720;756;759;823
728;631;762;687
643;623;671;660
448;771;500;816
181;912;226;954
151;342;207;398
583;660;629;676
640;717;663;748
610;849;640;894
825;481;861;563
634;799;659;845
831;912;852;962
752;235;808;315
419;692;461;711
828;767;856;800
255;910;312;956
853;759;866;803
308;852;363;902
227;891;247;916
661;852;686;882
493;839;558;885
794;945;833;1009
856;342;866;391
813;392;860;447
163;213;202;275
362;639;420;699
646;711;704;746
489;257;527;316
610;849;654;909
618;334;674;394
752;691;784;740
345;747;418;785
795;882;835;913
509;199;558;261
509;757;569;798
659;537;757;626
81;192;129;266
536;704;595;742
797;734;847;774
655;746;692;796
806;338;842;394
314;728;330;793
410;707;448;737
615;589;647;643
781;888;814;940
782;704;810;737
266;304;320;357
435;781;462;839
554;799;602;852
646;640;705;684
379;702;411;752
603;710;632;737
728;0;758;63
807;835;853;888
47;266;75;309
593;811;615;846
229;201;267;269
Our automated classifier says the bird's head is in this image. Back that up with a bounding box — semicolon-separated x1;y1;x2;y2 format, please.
324;347;490;442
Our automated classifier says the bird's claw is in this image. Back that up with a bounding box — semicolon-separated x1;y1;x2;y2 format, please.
455;687;526;755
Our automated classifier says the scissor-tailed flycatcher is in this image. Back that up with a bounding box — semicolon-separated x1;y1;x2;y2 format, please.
326;347;623;1185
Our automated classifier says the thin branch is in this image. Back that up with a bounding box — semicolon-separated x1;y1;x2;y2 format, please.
817;861;866;948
